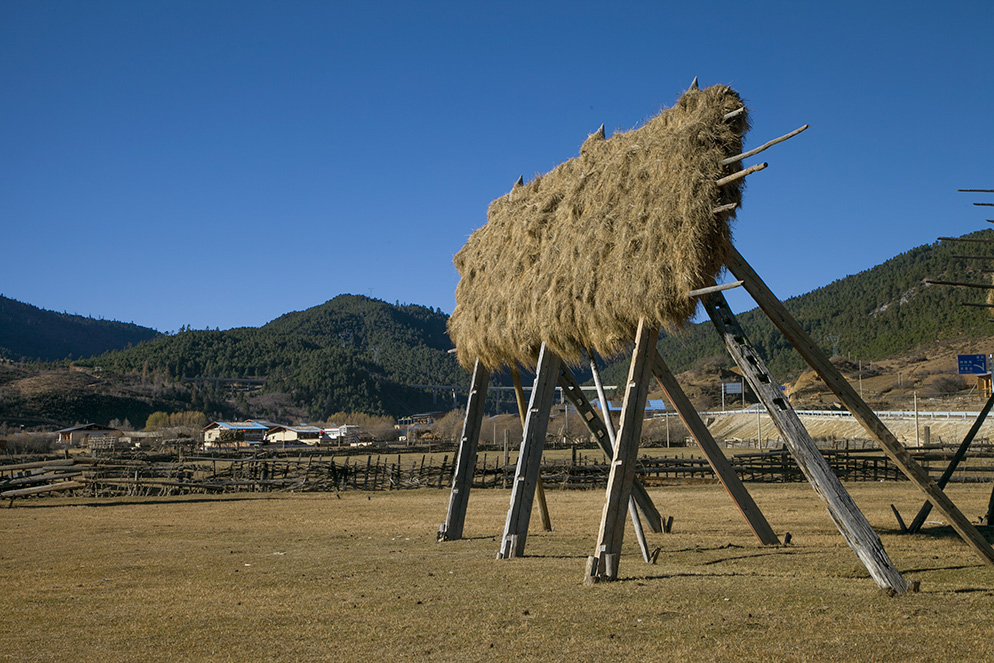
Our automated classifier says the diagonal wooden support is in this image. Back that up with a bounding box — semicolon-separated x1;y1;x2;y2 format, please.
726;245;994;567
498;344;561;559
704;291;907;593
907;390;994;533
438;359;490;541
556;365;663;533
586;320;658;583
650;351;780;546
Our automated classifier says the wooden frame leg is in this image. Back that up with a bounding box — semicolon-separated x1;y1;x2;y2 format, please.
650;351;780;546
704;291;907;593
586;320;658;583
498;344;561;559
512;366;553;532
557;365;663;533
726;245;994;567
908;390;994;533
438;359;490;541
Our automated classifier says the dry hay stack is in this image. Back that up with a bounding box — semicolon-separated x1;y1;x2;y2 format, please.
449;84;750;370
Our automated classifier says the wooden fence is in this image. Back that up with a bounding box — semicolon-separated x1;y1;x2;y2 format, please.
2;443;992;503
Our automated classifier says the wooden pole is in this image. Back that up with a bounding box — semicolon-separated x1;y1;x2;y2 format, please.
726;245;994;567
556;366;663;532
498;345;561;558
590;356;652;563
438;359;490;541
650;351;780;546
586;320;658;583
907;389;994;533
703;290;907;592
721;125;809;165
715;162;767;187
512;365;553;532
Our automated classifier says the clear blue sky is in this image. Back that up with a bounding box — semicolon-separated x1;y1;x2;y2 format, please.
2;1;992;333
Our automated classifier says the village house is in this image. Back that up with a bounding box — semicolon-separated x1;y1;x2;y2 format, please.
56;423;121;447
264;424;323;446
202;421;270;448
321;424;361;446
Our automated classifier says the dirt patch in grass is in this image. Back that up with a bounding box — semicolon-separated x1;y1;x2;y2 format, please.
2;484;993;662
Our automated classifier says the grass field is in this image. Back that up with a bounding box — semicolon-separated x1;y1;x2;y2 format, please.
2;482;994;662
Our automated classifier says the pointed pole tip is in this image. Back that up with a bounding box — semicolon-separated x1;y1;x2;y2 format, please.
689;76;699;91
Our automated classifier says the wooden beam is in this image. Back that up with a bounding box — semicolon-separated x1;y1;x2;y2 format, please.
726;245;994;567
650;351;780;546
1;480;85;499
498;345;561;559
716;162;767;187
723;107;746;121
438;359;490;541
974;203;994;207
963;302;994;308
703;290;907;592
959;189;994;193
721;125;809;165
907;390;994;533
687;280;744;298
586;320;658;582
512;366;553;532
556;365;663;533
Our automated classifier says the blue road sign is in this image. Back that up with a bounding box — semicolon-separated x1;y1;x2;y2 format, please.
958;354;988;375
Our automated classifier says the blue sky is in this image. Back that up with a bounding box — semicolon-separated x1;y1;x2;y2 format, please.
2;1;992;333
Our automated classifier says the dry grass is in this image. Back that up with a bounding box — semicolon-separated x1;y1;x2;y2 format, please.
2;483;994;662
449;84;749;371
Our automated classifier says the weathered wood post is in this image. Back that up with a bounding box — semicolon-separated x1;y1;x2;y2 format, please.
556;365;662;532
650;350;780;546
512;366;553;531
704;290;908;593
498;344;561;558
438;359;490;541
586;320;658;583
907;390;994;533
726;245;994;567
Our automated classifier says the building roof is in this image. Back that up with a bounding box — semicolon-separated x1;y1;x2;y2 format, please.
267;425;323;434
203;421;270;432
590;400;666;412
56;423;118;434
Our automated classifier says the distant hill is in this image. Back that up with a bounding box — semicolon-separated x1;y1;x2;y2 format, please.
598;229;994;387
0;295;161;362
7;229;994;428
81;295;468;419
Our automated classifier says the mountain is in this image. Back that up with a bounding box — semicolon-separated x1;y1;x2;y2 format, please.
5;229;994;428
79;295;468;420
0;295;161;361
598;229;994;388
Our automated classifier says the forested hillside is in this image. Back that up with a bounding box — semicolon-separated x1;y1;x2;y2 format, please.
0;295;160;361
83;295;467;418
600;229;994;386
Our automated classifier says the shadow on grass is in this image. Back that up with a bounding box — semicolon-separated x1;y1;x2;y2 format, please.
901;563;985;574
702;549;820;565
615;570;782;583
910;524;994;544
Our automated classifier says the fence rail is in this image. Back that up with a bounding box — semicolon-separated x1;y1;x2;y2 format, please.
3;442;992;503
